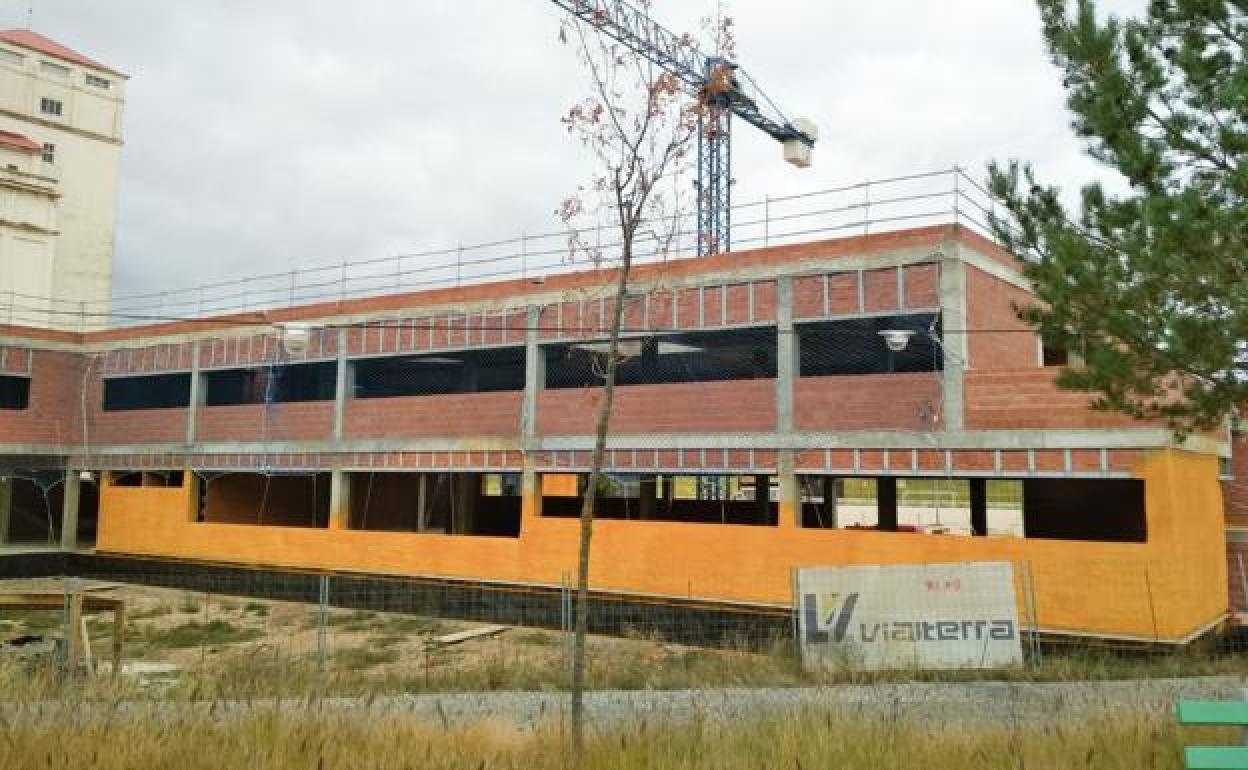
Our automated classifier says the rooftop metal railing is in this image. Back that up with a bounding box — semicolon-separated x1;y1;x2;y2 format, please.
0;166;1005;331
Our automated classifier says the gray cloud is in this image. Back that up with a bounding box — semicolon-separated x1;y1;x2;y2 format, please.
10;0;1147;301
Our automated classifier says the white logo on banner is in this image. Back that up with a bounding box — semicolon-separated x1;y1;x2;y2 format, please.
796;562;1024;671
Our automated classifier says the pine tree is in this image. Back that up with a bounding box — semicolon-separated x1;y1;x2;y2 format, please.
990;0;1248;434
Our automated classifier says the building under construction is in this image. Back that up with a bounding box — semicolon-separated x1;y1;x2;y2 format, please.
0;192;1236;644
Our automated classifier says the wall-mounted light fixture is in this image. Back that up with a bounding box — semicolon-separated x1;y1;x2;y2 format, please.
878;329;916;353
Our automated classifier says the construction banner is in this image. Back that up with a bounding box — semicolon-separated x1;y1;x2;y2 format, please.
795;562;1023;671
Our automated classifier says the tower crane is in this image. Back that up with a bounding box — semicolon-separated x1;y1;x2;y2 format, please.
549;0;818;256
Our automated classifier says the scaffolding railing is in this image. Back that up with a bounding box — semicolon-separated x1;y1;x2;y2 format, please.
0;166;1006;331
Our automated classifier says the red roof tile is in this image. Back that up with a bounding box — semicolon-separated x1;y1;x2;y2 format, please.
0;29;123;77
0;129;41;153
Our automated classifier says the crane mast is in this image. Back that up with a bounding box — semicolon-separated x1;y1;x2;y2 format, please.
549;0;817;256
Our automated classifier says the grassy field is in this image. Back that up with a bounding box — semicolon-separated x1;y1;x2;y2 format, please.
2;579;1248;701
0;706;1218;769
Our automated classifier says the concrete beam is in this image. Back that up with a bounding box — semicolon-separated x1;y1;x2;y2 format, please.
36;425;1226;458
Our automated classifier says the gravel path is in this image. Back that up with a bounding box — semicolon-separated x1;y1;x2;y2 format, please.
6;677;1246;732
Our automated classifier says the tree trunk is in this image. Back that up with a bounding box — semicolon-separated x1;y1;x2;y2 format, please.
570;234;634;762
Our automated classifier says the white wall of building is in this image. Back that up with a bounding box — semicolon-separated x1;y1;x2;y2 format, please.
0;37;125;329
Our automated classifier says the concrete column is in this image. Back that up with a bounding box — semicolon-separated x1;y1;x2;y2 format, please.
61;470;81;550
0;477;11;545
969;478;988;536
332;327;350;442
522;305;544;441
185;340;203;445
877;477;898;532
939;254;968;431
638;474;658;520
328;468;351;531
519;306;545;531
417;473;429;531
775;275;801;528
519;464;541;528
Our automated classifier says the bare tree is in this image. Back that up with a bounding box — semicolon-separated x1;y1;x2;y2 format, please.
554;3;714;761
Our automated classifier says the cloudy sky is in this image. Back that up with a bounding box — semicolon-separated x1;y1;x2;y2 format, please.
7;0;1146;303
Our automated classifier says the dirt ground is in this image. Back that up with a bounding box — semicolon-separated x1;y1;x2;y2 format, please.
0;577;691;688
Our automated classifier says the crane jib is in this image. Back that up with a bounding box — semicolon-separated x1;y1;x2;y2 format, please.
549;0;814;147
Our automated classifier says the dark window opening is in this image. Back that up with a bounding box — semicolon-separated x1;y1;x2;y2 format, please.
540;473;778;526
1022;478;1147;543
203;362;336;406
353;347;526;399
545;327;777;389
110;472;143;487
349;472;520;537
1042;343;1070;367
799;314;941;377
102;373;191;411
3;478;58;544
139;471;184;488
199;473;331;529
0;376;29;410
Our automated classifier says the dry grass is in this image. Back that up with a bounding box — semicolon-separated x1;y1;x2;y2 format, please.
0;705;1216;769
2;579;1247;700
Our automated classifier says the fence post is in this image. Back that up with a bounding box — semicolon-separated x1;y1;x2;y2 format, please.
393;256;402;293
317;574;329;672
521;231;528;280
455;244;463;288
289;270;297;306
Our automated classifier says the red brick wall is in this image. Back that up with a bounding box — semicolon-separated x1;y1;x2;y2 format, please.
344;393;523;439
196;402;334;443
965;265;1038;369
1223;432;1248;529
964;369;1146;430
537;380;777;435
89;409;188;445
0;350;81;445
794;373;943;432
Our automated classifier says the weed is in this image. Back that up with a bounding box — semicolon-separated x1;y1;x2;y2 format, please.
137;619;262;651
129;604;172;621
334;645;401;671
243;602;270;618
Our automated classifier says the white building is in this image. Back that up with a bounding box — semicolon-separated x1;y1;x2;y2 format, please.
0;29;125;329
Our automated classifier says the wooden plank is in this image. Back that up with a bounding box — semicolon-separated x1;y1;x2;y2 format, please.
432;625;508;646
66;593;83;674
0;593;122;612
1178;702;1248;726
1184;747;1248;769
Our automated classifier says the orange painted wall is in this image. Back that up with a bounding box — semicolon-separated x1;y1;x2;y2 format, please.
96;449;1227;641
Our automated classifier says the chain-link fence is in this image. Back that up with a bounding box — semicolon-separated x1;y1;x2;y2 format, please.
0;556;1241;704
